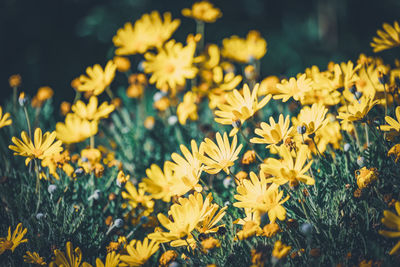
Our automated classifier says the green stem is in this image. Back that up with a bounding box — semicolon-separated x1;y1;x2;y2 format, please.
105;86;114;100
90;135;95;149
195;20;205;53
23;106;32;139
364;123;369;147
239;128;263;162
13;87;17;113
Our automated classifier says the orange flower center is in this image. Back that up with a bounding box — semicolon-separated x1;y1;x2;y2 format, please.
3;240;13;250
32;148;44;157
165;64;175;74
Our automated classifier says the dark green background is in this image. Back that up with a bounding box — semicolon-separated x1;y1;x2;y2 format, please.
1;0;399;104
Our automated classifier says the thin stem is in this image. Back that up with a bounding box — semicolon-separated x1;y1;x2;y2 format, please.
310;136;323;158
73;90;81;104
195;20;205;53
239;128;263;162
364;123;369;147
352;122;361;151
90;135;95;149
23;106;32;139
13;87;17;113
105;86;114;100
383;83;389;117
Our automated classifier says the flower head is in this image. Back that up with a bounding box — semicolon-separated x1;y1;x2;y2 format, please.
49;241;90;267
177;91;198;125
222;30;267;63
95;251;120;267
197;132;243;174
78;60;116;96
9;128;63;166
0;106;12;128
355;167;378;189
379;201;400;255
72;96;115;121
122;181;154;215
113;11;180;55
56;113;98;144
143;40;197;95
337;97;378;123
23;251;46;265
272;240;291;259
120;238;159;266
182;1;222;23
381;106;400;134
274;74;313;102
0;223;27;255
371;21;400;52
292;103;329;137
250;114;295;148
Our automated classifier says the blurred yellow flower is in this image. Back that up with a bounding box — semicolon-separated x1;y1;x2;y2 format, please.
9;74;21;88
9;128;63;166
42;150;73;180
388;144;400;162
177;91;198;125
78;60;116;96
0;223;27;255
337;97;378;123
95;251;120;267
355;167;378;189
72;96;115;121
371;21;400;52
214;83;271;135
182;1;222;23
122;181;154;214
381;106;400;133
23;251;46;265
197;132;243;174
222;30;267;63
0;106;12;128
32;86;54;107
274;74;313;102
234;172;289;223
113;56;131;72
379;201;400;255
113;11;180;55
250;114;295;148
143;39;197;95
262;145;314;186
272;240;291;259
56;113;98;144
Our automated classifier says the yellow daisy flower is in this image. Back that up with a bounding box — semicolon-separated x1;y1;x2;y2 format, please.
379;201;400;255
272;240;291;259
143;39;197;95
9;128;63;166
78;60;117;96
250;114;295;148
0;223;28;255
56;113;98;144
371;21;400;52
71;96;115;121
261;145;314;186
381;106;400;132
234;172;289;223
49;241;90;267
113;11;180;55
337;96;378;123
23;251;46;265
274;74;313;102
182;1;222;23
0;106;12;128
177;91;198;125
292;103;329;137
197;132;243;174
120;238;159;266
95;251;120;267
222;30;267;63
122;181;154;214
214;83;271;135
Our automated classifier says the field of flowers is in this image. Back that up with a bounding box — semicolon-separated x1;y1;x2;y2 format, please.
1;1;400;266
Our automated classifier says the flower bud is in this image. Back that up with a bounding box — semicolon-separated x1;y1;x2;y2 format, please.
36;213;44;220
114;218;124;228
343;143;351;152
48;184;57;194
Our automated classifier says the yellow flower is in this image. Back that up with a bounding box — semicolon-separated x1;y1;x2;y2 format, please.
214;83;271;135
262;222;280;237
9;128;63;166
117;170;130;186
258;76;280;96
149;192;214;247
167;140;205;193
78;60;116;96
0;106;12;128
42;150;73;179
272;240;291;259
234;172;289;222
381;106;400;133
143;39;197;94
337;97;378;123
197;132;243;174
388;144;400;162
24;251;46;265
274;74;313;102
261;145;314;186
72;96;115;121
177;91;198;125
242;150;256;165
182;1;222;23
355;167;378;189
95;251;120;267
122;181;154;214
49;241;90;267
201;237;220;252
120;238;159;266
56;113;98;144
9;74;22;87
0;223;28;254
113;56;131;72
379;201;400;255
196;194;227;234
222;30;267;63
159;250;178;266
371;21;400;52
32;86;54;107
293;103;329;137
113;11;180;55
250;114;295;148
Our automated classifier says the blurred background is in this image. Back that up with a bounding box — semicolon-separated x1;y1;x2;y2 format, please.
0;0;399;104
